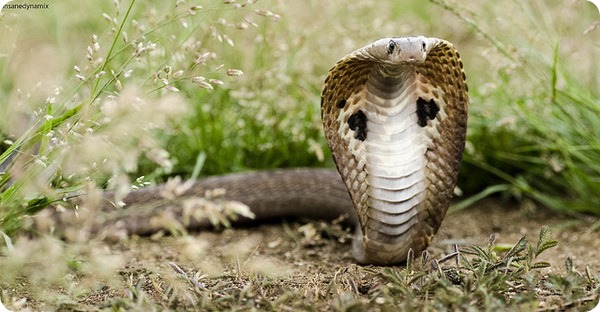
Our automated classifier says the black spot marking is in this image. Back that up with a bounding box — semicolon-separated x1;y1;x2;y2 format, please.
387;40;396;54
337;99;346;109
348;110;367;141
416;97;439;127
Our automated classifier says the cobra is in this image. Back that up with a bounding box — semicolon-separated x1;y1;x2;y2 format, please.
321;36;468;264
81;36;468;266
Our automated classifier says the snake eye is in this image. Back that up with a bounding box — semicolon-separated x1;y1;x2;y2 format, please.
421;42;426;51
387;40;396;54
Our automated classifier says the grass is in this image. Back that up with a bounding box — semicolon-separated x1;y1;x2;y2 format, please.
0;0;268;234
0;0;599;310
1;0;599;230
372;226;596;310
440;0;600;215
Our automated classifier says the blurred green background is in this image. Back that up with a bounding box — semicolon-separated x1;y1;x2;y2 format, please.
0;0;599;234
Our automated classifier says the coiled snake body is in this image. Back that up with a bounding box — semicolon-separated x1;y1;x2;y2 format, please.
90;37;468;266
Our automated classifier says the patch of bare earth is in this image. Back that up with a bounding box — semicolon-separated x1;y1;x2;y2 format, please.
4;199;599;310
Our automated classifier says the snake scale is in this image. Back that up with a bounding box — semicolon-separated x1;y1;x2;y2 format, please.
77;36;468;266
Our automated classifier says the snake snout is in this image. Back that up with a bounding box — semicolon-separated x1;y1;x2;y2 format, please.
389;37;428;63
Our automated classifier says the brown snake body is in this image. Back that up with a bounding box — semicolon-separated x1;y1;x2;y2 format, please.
321;37;468;264
73;37;468;266
97;169;354;235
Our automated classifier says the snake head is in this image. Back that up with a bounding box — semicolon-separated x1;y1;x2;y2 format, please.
366;36;431;64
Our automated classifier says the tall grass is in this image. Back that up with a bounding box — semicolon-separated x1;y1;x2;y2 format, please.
432;0;600;214
0;0;275;234
1;0;599;235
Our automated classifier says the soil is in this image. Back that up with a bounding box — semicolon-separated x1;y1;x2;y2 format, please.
4;198;600;310
112;198;600;278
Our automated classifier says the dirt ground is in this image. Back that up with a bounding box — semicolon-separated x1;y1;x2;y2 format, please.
4;198;600;310
110;198;600;278
92;199;599;308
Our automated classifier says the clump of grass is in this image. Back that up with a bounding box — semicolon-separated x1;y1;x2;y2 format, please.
432;0;600;215
157;1;460;177
0;235;124;308
0;0;275;234
372;226;597;310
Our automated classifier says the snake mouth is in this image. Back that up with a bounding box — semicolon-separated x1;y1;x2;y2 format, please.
404;56;424;63
380;57;426;67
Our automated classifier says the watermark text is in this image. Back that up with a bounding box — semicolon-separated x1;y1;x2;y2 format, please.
2;3;49;10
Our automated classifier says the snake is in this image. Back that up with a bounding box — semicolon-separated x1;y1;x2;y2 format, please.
69;36;468;266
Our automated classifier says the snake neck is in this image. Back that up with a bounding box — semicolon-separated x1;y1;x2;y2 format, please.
344;63;442;265
365;64;412;95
